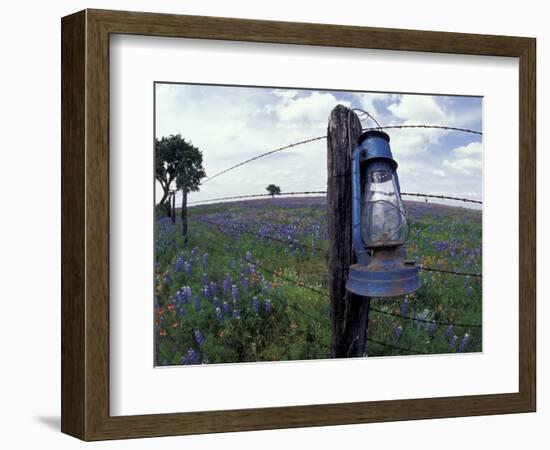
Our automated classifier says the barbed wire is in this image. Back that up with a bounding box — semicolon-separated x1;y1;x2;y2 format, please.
420;266;481;278
199;136;326;185
197;224;328;297
363;124;483;135
189;191;326;205
366;338;430;355
189;190;482;206
369;305;482;328
193;123;482;186
402;192;482;204
184;220;479;350
196;215;481;278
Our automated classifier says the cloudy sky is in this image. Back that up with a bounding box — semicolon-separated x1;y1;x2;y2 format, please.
155;83;482;208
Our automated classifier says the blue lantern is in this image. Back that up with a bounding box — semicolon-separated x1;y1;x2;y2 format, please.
346;130;421;298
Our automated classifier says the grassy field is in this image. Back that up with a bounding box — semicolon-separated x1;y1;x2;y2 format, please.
154;197;482;366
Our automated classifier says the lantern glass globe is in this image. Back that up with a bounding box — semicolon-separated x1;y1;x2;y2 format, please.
361;167;407;248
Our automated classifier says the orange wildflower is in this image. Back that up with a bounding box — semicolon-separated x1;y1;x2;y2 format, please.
170;321;179;329
159;328;167;337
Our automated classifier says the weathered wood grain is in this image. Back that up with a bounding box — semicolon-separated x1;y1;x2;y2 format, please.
327;106;370;357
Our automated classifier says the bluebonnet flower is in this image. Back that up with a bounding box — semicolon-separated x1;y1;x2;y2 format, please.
247;263;255;276
445;324;454;340
181;286;191;303
231;284;239;304
174;255;185;273
457;334;470;352
202;252;209;270
184;262;191;275
194;329;205;346
230;259;237;269
449;335;459;349
394;325;403;339
232;309;241;319
163;272;172;286
264;299;272;314
223;301;229;315
213;296;220;308
245;251;253;262
210;281;218;297
400;297;409;317
251;296;259;312
415;311;428;330
242;277;249;292
176;306;185;318
201;285;210;300
181;348;201;365
194;296;201;312
215;307;222;322
222;274;232;298
427;321;437;337
466;285;474;296
202;272;208;285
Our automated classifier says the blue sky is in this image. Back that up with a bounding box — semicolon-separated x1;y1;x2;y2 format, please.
155;83;482;207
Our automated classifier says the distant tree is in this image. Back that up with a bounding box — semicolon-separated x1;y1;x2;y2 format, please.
266;184;281;199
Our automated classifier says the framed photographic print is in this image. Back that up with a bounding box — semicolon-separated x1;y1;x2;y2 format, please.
61;9;536;441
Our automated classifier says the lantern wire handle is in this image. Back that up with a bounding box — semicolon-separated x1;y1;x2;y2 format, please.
347;107;383;158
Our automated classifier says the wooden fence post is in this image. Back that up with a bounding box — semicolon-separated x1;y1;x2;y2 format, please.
327;105;371;358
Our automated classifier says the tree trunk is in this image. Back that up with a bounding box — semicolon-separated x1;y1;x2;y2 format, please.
181;188;188;243
159;185;170;216
327;105;371;358
171;192;176;224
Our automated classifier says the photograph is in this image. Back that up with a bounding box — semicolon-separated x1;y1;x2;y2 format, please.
153;83;483;366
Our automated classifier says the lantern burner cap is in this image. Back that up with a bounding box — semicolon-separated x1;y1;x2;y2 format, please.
358;130;390;145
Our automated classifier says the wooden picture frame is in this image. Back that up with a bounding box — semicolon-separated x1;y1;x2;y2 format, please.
61;9;536;441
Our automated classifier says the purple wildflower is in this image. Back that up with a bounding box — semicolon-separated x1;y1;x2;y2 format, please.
215;307;222;322
445;324;454;340
181;348;201;365
400;297;409;317
213;296;220;308
202;252;209;270
232;309;241;319
194;329;205;346
427;321;437;337
457;334;470;352
394;325;403;339
449;335;458;349
251;296;259;312
223;301;229;315
264;299;272;314
194;296;201;312
231;284;239;304
202;272;208;285
210;281;218;297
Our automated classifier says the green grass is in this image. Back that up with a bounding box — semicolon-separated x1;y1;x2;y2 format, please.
154;198;482;365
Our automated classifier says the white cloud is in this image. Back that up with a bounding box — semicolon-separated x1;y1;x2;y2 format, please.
155;84;482;206
275;91;348;124
388;95;448;124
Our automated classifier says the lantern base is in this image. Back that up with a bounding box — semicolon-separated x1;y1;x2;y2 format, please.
346;259;421;298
